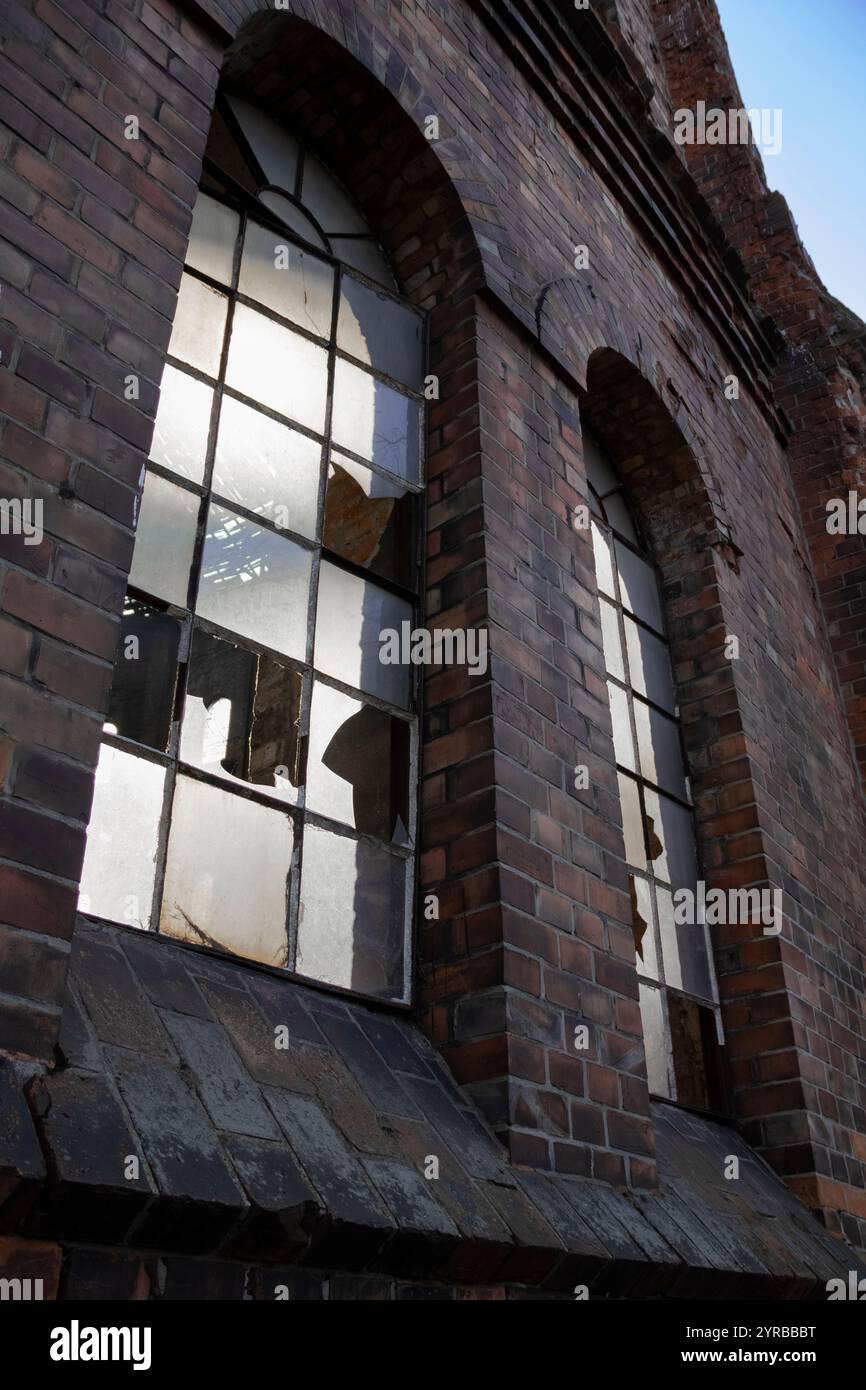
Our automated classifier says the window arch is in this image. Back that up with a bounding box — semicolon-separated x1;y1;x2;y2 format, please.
586;432;727;1111
79;94;427;1005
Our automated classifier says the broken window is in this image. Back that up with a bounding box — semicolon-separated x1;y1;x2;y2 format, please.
585;431;725;1111
79;94;425;1005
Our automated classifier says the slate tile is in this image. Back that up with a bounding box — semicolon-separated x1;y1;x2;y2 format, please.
482;1180;564;1285
0;1058;45;1188
222;1134;324;1263
119;933;213;1019
364;1156;459;1276
295;1042;402;1157
245;972;327;1046
199;979;314;1092
357;1013;436;1078
70;928;174;1058
515;1171;610;1292
557;1179;653;1296
398;1075;510;1181
56;981;102;1072
312;1012;421;1117
161;1012;280;1140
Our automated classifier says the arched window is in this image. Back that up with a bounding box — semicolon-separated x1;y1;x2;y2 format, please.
79;94;427;1005
585;433;727;1111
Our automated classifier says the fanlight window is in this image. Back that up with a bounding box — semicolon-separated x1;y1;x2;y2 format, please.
79;94;427;1004
585;434;725;1110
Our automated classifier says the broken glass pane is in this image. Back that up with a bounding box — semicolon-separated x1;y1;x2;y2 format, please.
105;597;181;752
306;681;411;843
337;276;425;389
160;773;293;968
656;885;714;1002
643;789;698;889
167;273;228;378
630;873;659;981
324;451;416;588
226;95;300;193
149;364;213;485
599;598;624;681
331;359;421;484
129;471;199;609
617;771;646;870
196;504;312;661
639;981;673;1099
296;825;407;1000
239;222;334;339
258;192;329;251
314;560;413;708
186;192;240;287
213;395;321;540
634;700;688;799
607;681;636;773
226;303;328;434
78;744;165;930
330;237;397;292
625;617;677;713
180;627;302;803
614;541;665;634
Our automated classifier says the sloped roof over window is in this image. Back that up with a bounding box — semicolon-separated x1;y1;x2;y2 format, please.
2;920;860;1298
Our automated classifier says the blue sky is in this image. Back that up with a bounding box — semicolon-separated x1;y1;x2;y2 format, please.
715;0;866;322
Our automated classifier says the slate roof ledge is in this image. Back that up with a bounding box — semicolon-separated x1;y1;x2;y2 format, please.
0;921;862;1300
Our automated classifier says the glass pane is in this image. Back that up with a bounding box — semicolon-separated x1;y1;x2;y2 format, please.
105;597;181;752
324;451;416;588
129;471;199;608
213;395;321;539
602;491;639;545
337;276;425;389
167;273;228;378
656;886;714;1001
314;561;413;708
196;504;312;661
239;222;334;338
617;772;646;870
590;521;615;598
300;153;369;235
583;433;619;496
588;488;603;520
306;682;412;844
625;617;676;713
226;304;328;434
204;105;259;196
330;237;397;292
297;825;407;1001
181;628;302;804
630;873;659;981
639;982;673;1098
160;774;293;967
599;598;624;680
258;192;329;250
79;744;165;930
634;701;688;799
607;681;636;772
615;541;665;634
186;192;239;287
149;364;212;485
226;95;299;193
643;789;698;889
332;359;421;484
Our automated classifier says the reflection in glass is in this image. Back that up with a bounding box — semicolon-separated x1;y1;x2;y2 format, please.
297;825;406;1000
105;597;181;752
196;504;312;660
149;365;212;485
314;561;413;708
213;395;320;538
239;222;334;338
332;358;421;483
324;451;415;587
186;192;239;287
167;273;228;378
226;304;328;433
181;628;302;802
160;774;293;968
79;745;165;930
306;682;411;843
129;472;199;608
337;277;425;389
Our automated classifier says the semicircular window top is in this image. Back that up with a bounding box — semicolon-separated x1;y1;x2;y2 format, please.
585;432;727;1114
78;93;428;1006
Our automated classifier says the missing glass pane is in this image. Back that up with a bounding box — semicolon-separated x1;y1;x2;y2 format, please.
196;504;312;661
668;995;725;1112
226;303;329;433
324;451;416;587
128;472;199;609
337;277;425;390
239;222;334;338
315;561;413;708
296;825;407;1001
213;395;321;539
105;597;181;752
160;774;293;968
181;628;302;802
167;273;228;378
78;744;165;930
149;365;213;486
306;681;411;844
332;358;421;484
